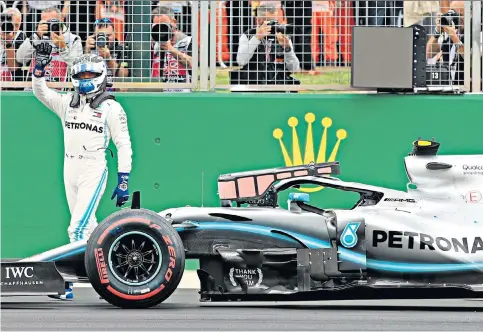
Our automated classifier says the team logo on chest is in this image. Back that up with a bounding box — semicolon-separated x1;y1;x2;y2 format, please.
64;121;104;133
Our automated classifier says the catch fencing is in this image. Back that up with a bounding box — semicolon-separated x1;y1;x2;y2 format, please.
0;0;481;92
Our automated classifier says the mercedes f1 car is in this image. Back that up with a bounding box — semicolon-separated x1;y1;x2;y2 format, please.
2;138;483;309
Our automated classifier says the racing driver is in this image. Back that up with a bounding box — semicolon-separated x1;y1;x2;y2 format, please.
31;41;133;300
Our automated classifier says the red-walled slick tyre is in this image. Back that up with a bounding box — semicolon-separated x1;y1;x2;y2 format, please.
85;208;185;309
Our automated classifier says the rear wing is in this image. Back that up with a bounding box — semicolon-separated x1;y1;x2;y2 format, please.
217;162;340;204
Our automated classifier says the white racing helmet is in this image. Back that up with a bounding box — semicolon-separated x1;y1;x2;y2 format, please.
71;54;108;95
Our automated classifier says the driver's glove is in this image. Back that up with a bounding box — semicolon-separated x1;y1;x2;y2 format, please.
32;41;53;78
111;172;130;207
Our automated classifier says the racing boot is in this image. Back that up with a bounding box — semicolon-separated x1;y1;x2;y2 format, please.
48;282;74;300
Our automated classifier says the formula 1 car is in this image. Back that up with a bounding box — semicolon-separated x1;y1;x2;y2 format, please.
2;138;483;309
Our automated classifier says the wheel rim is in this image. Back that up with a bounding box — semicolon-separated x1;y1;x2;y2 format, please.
108;231;163;286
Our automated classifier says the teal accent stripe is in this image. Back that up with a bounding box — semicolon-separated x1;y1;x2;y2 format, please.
74;169;107;241
98;103;108;148
103;117;108;148
176;222;483;273
47;246;86;261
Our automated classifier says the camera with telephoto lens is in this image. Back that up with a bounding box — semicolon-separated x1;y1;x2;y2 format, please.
151;23;173;45
266;20;292;39
0;13;14;33
440;9;460;28
96;32;108;48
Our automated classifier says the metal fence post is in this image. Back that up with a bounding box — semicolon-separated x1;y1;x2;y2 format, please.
210;1;217;90
191;1;200;91
217;1;227;68
471;0;482;93
464;1;472;92
199;1;209;91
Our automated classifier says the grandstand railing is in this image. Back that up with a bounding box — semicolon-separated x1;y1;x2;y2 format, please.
1;0;481;93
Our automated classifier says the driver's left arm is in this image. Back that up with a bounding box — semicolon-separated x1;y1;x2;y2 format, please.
107;100;133;174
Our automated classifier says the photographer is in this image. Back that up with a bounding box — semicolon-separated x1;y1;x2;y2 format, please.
84;17;129;78
234;3;300;85
151;5;193;86
426;1;465;86
16;6;82;83
0;7;27;86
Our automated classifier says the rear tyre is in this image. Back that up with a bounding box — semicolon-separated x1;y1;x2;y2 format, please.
85;208;185;309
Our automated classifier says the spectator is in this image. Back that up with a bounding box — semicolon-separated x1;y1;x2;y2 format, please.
426;1;465;86
16;6;82;83
21;1;66;36
404;1;450;33
95;0;126;43
233;3;300;85
0;7;28;86
335;0;354;65
255;1;286;23
156;1;191;35
311;1;338;65
214;1;230;63
84;17;129;78
156;1;185;14
151;5;193;86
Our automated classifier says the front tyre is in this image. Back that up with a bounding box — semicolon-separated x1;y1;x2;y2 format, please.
85;209;185;309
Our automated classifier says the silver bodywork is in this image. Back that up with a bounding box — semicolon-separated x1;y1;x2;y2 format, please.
15;151;483;293
158;153;483;286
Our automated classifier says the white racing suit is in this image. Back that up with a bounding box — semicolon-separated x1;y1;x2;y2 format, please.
32;76;132;242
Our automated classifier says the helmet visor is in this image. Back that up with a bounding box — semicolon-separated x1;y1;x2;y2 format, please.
71;62;104;80
73;71;101;79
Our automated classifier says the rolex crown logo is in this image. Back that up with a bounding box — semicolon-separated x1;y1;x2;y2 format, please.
273;112;347;193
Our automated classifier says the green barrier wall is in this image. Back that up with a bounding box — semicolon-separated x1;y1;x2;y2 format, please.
2;92;483;265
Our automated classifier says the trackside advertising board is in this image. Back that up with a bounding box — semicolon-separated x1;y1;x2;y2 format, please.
2;92;483;265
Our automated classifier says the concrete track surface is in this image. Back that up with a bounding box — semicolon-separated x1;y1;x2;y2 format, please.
2;287;483;331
